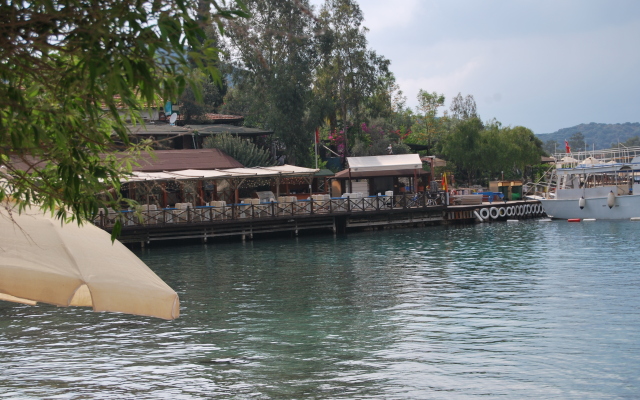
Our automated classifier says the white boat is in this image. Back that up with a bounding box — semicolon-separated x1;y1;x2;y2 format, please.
537;146;640;220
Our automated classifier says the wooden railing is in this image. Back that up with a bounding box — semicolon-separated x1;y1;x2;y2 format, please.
93;192;447;229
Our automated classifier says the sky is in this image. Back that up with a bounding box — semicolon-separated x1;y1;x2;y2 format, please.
310;0;640;134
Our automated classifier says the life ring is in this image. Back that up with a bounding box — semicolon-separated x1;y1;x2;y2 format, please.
506;206;514;217
526;204;532;215
518;205;524;216
535;204;542;214
498;207;507;217
490;207;499;219
479;208;490;220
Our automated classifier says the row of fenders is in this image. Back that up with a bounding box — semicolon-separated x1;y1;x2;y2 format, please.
446;203;546;222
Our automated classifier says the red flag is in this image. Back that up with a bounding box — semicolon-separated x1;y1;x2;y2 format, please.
565;140;571;153
315;128;320;144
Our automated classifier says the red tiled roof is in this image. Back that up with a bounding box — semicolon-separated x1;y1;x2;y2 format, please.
132;149;243;172
6;149;243;173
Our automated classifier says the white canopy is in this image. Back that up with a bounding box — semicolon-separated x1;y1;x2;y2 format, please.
121;165;319;183
163;169;232;179
347;154;422;172
260;165;319;174
123;172;179;182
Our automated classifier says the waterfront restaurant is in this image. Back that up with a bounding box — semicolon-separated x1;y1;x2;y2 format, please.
331;154;430;197
119;149;325;207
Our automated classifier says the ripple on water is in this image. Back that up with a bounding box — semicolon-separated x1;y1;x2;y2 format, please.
1;221;640;399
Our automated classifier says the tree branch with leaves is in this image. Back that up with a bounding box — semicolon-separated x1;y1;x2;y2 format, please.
0;0;248;237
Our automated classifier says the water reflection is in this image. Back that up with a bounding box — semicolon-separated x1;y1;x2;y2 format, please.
1;221;640;398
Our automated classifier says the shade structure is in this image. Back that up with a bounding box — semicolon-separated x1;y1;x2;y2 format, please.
0;205;179;320
346;154;423;172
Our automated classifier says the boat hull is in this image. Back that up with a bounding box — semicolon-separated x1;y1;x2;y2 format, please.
540;195;640;220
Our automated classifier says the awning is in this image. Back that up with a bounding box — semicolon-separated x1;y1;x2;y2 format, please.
346;154;423;172
162;169;232;179
334;168;428;179
123;172;180;182
120;165;319;183
260;165;319;175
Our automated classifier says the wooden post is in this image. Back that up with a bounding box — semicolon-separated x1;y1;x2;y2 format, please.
161;182;167;208
198;181;204;206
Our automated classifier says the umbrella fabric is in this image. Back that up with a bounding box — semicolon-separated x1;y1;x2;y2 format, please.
0;205;179;320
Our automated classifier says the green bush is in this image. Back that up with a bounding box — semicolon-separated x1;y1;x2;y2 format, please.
202;134;275;167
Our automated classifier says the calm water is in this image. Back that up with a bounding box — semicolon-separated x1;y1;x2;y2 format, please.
2;221;640;399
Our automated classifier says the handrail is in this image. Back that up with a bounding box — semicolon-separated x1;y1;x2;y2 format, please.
93;192;447;229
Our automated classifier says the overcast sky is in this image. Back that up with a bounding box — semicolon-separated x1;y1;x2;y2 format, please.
310;0;640;134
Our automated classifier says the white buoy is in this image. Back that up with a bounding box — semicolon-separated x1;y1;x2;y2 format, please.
506;219;519;223
490;207;499;219
630;217;640;221
607;191;615;209
579;197;585;209
538;218;553;222
583;218;596;221
473;210;484;222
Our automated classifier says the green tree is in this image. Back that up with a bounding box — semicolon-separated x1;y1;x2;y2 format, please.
441;117;483;185
0;0;247;234
449;92;478;121
351;121;410;156
221;0;318;165
502;126;545;180
202;134;274;167
314;0;391;156
407;90;447;153
179;70;227;122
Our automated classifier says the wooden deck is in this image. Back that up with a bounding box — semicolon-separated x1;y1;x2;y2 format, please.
99;193;447;245
96;194;544;246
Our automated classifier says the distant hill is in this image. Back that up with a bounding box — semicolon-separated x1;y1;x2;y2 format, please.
536;122;640;150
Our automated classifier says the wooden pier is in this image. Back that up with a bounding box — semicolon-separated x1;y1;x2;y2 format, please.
96;194;544;246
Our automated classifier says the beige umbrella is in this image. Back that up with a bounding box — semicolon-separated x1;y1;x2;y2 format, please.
0;205;179;320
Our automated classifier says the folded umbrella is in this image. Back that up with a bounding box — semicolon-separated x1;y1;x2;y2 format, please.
0;205;179;320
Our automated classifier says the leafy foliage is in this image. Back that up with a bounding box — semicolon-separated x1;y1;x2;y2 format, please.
442;118;545;185
351;122;410;156
202;134;274;167
179;71;227;122
449;93;478;121
406;90;447;153
314;0;391;151
220;0;318;165
0;0;247;234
